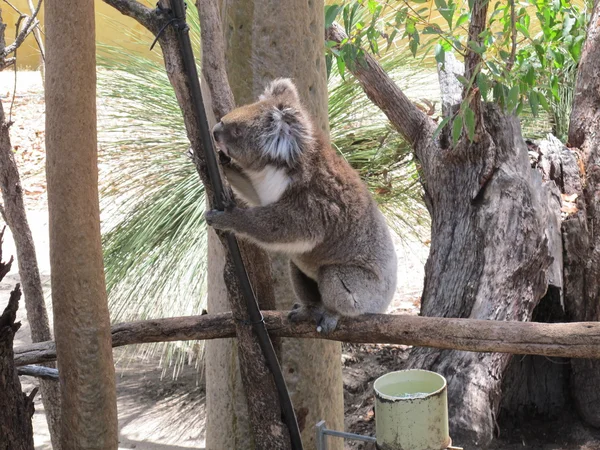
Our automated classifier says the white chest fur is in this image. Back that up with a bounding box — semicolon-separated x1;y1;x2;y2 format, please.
245;165;291;206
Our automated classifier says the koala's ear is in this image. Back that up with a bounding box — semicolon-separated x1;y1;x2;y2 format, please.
261;105;312;163
259;78;300;103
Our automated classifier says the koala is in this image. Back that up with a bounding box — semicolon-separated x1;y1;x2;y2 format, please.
206;78;397;333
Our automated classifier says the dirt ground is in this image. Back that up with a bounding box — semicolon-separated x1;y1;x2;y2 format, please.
2;71;600;450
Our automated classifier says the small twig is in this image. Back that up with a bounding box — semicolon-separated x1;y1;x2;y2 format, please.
506;0;517;73
9;14;23;123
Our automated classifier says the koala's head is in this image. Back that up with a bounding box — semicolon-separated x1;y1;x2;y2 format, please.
212;78;314;169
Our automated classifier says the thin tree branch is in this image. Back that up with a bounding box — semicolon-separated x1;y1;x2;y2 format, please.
14;311;600;367
0;0;42;58
326;23;436;164
506;0;517;73
326;22;433;145
101;0;163;34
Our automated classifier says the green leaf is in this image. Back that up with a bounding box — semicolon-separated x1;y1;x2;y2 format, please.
508;84;520;112
452;115;463;146
562;14;576;37
515;22;530;38
434;43;445;66
433;115;451;141
456;13;469;28
537;91;550;111
423;24;443;34
529;91;539;116
524;65;535;86
326;54;333;80
468;40;486;55
336;54;346;79
476;73;490;99
409;37;419;57
325;4;342;29
456;74;469;86
464;107;475;141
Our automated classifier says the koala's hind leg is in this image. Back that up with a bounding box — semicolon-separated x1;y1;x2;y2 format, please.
287;261;325;325
317;265;392;333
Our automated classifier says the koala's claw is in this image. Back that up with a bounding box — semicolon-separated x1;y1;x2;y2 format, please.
204;209;226;227
316;311;340;335
288;305;313;323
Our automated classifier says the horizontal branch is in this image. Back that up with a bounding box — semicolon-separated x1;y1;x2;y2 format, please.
14;311;600;366
17;365;58;380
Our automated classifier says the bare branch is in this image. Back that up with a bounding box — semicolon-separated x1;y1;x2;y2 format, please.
14;311;600;367
101;0;163;34
0;0;42;58
326;23;436;153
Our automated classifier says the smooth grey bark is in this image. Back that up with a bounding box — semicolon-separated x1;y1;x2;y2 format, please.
217;1;345;449
103;1;293;447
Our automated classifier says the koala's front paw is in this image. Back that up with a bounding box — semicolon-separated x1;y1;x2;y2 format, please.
288;304;314;323
316;311;340;335
204;209;229;229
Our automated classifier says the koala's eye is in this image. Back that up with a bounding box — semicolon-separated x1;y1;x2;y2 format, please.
229;125;241;139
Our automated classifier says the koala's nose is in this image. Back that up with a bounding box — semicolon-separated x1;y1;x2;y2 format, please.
213;121;224;141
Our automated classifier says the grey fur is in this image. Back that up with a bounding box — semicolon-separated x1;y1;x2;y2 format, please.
207;78;397;333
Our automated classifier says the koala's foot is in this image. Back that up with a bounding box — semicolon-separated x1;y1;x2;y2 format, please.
316;310;340;334
288;304;340;334
288;303;320;323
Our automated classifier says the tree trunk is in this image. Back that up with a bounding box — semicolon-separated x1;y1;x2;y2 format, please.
327;10;560;443
210;1;344;449
566;0;600;427
45;0;118;447
0;284;36;450
0;12;61;448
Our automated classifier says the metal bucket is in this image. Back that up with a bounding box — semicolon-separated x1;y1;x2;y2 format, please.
374;369;451;450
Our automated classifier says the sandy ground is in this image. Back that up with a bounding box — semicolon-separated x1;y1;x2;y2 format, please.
0;71;428;449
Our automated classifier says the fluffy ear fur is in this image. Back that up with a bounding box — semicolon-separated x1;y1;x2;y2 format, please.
259;78;300;103
260;105;312;163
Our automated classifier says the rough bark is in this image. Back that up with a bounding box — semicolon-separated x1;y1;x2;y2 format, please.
15;311;600;367
0;284;36;450
566;0;600;427
327;1;560;442
219;2;344;448
0;52;62;450
45;0;118;447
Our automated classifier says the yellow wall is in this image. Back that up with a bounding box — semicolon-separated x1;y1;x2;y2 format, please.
2;0;156;69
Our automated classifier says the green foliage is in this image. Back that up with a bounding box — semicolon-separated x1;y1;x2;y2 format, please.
98;3;429;370
326;0;591;143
